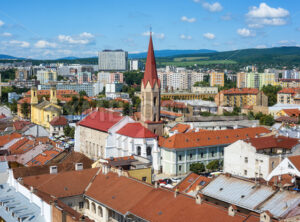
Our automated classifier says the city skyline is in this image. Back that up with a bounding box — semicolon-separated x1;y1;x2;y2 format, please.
0;0;299;59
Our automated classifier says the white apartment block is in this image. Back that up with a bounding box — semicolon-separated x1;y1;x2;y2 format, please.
98;50;128;71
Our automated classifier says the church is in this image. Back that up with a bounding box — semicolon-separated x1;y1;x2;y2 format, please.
30;86;63;129
75;33;163;172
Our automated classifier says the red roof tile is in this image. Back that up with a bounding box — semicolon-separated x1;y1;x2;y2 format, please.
79;109;123;132
246;135;299;150
50;116;68;126
161;100;187;109
160;127;270;149
160;110;183;117
0;133;22;147
278;88;300;94
282;109;300;117
170;123;190;133
0;114;6;119
174;173;211;193
288;155;300;171
27;149;62;166
13;120;31;131
223;88;259;95
142;34;160;88
117;122;157;138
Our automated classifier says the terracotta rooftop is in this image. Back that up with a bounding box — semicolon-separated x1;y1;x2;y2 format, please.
170;123;190;133
9;137;32;155
159;127;270;149
278;88;300;94
23;168;99;198
0;132;22;147
161;100;187;109
276;116;299;124
13;120;31;131
117;122;157;138
50;116;68;126
160;110;183;117
79;109;123;132
174;173;211;193
0;114;6;119
27;149;63;166
282;109;300;117
245;135;299;150
223;88;259;95
288;155;300;171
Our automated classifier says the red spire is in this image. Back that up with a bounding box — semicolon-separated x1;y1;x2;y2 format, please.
142;33;160;88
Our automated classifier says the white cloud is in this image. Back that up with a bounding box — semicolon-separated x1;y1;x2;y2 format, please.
58;32;95;45
237;28;255;37
256;44;267;49
180;34;192;40
142;31;165;39
9;40;30;48
221;13;232;21
34;40;57;48
57;49;72;55
203;32;215;39
2;32;12;37
0;20;4;27
246;3;289;28
279;40;289;44
181;16;196;23
202;2;223;12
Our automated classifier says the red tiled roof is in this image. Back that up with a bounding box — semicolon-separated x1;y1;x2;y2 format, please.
50;116;68;126
0;133;22;147
282;109;300;117
0;155;18;162
246;135;299;150
9;138;30;154
288;155;300;171
160;127;270;149
79;109;123;132
117;122;157;138
161;100;187;109
278;88;300;94
275;116;298;123
25;89;78;96
170;124;190;133
23;168;99;198
160;110;183;117
13;120;31;131
27;149;62;166
174;173;211;193
0;114;6;119
142;34;160;88
17;97;31;104
223;88;259;95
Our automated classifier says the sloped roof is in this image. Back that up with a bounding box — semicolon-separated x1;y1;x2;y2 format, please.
27;149;62;166
23;168;99;198
117;122;157;138
13;120;31;131
160;110;183;117
0;132;22;147
282;109;300;117
174;172;211;193
79;109;123;132
170;123;190;133
278;88;300;94
50;116;68;126
160;127;270;149
142;34;160;88
246;135;299;150
288;155;300;171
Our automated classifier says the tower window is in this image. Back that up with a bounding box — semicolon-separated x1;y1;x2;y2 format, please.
153;96;156;106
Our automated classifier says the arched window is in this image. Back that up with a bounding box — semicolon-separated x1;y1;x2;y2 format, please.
146;147;152;156
153;97;156;106
137;146;141;156
85;200;90;209
153;113;156;122
98;206;103;217
92;202;96;214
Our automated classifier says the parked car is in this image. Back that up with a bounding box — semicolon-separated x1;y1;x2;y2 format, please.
171;177;182;184
158;178;172;186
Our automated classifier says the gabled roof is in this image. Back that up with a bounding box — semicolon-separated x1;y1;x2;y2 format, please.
170;123;190;133
0;132;22;147
142;34;160;88
13;120;31;131
278;88;300;94
245;135;299;150
160;110;183;118
27;149;62;166
288;155;300;171
50;116;68;126
160;127;270;149
116;122;157;138
282;109;300;117
174;172;211;193
23;168;99;198
79;109;123;132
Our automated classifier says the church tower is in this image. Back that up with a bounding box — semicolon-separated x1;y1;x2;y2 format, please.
140;33;163;136
50;86;58;104
30;86;38;105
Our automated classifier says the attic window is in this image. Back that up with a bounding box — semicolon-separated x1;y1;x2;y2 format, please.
199;181;206;186
158;211;162;215
246;134;248;137
197;138;200;142
241;195;245;198
64;187;68;191
219;188;223;191
112;196;115;199
186;139;189;142
216;136;220;139
208;137;210;140
226;136;229;138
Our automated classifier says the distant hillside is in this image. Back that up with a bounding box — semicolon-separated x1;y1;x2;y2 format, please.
56;56;79;60
129;49;217;59
0;54;21;60
170;46;300;65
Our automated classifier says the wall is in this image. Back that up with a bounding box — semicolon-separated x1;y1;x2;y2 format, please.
128;168;152;184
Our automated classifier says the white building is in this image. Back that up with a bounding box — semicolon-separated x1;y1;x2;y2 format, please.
224;135;300;180
129;59;139;71
98;50;128;71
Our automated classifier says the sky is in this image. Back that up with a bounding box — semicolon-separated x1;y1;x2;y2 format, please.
0;0;299;59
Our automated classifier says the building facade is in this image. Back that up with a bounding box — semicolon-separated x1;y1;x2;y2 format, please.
37;69;57;84
98;50;128;71
210;71;224;87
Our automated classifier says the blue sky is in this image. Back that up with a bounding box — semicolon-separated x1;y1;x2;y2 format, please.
0;0;299;59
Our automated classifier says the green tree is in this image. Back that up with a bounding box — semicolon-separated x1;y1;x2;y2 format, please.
190;162;205;174
10;99;18;113
259;114;275;126
79;90;87;97
63;125;74;138
122;102;130;116
193;81;210;87
57;75;64;81
261;85;282;106
21;102;30;118
206;160;220;172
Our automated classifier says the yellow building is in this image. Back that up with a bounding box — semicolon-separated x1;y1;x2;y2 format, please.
215;88;268;108
30;86;62;129
210;71;224;87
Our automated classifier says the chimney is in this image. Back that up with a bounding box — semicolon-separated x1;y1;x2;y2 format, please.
195;128;199;132
118;167;122;177
154;181;158;189
174;188;179;198
49;166;58;174
228;205;237;217
75;163;83;171
195;185;201;192
195;193;203;205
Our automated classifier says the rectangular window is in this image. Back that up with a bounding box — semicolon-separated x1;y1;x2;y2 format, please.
200;152;204;158
244;157;248;163
142;177;147;182
211;151;215;157
79;202;84;209
179;165;182;171
179;155;182;161
190;154;193;159
244;170;247;176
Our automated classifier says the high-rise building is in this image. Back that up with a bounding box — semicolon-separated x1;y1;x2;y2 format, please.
237;72;247;88
36;69;57;84
98;50;128;71
129;60;139;71
210;72;224;87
